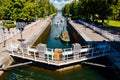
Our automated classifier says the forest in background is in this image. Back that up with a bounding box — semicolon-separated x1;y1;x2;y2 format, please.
62;0;120;23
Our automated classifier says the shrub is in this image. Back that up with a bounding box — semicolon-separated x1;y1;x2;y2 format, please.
2;21;16;28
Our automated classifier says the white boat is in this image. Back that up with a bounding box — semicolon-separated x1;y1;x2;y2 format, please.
55;21;60;26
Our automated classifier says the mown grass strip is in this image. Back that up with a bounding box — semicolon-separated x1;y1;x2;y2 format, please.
98;20;120;27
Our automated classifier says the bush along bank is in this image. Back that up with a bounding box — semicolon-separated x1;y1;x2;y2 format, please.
2;21;16;33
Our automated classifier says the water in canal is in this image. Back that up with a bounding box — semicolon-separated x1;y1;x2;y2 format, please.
46;11;71;49
1;12;117;80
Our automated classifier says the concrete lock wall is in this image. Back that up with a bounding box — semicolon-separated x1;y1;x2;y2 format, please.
32;22;51;46
67;21;87;45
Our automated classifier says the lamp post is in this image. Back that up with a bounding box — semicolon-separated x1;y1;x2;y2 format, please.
17;22;25;43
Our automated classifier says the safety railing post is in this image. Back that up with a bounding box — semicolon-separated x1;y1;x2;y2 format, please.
63;49;65;62
47;50;49;64
67;50;68;63
51;49;53;61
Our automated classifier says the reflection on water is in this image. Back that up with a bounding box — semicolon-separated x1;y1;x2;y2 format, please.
3;65;107;80
46;11;71;49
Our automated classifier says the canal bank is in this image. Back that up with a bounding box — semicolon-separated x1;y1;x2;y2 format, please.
67;21;88;45
68;20;120;79
68;20;109;45
31;20;51;46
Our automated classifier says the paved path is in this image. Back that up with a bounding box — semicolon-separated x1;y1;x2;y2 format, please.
69;21;109;42
0;19;49;52
78;20;120;41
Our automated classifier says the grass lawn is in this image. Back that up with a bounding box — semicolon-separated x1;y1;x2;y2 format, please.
98;20;120;28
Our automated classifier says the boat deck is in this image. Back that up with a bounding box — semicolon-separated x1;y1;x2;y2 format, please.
6;43;110;66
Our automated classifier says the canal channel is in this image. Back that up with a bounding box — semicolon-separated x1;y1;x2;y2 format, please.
1;12;119;80
46;11;72;49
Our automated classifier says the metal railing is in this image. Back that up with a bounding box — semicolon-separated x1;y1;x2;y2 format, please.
6;42;110;66
0;21;41;44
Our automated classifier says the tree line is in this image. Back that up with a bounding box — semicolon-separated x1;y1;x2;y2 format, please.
62;0;120;23
0;0;57;21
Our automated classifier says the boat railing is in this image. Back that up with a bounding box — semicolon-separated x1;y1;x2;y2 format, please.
47;48;53;52
6;42;111;66
63;48;72;52
62;48;72;56
81;45;90;48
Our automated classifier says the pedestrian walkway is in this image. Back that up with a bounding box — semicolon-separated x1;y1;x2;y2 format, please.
0;19;49;52
69;21;109;42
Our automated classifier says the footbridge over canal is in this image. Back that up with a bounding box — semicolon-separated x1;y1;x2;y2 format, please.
5;42;111;66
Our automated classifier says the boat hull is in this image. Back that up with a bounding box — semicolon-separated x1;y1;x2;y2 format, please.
60;36;70;43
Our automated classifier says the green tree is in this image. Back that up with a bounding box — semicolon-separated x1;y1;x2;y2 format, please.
62;0;120;26
0;0;57;21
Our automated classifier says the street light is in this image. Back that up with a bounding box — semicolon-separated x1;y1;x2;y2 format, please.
17;22;26;43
